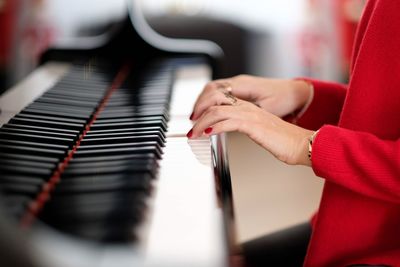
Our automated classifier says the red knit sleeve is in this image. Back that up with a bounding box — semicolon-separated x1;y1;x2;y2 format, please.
296;79;347;130
312;125;400;203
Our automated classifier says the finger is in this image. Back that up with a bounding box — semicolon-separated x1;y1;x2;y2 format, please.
192;90;236;121
191;79;231;120
203;118;244;136
191;105;243;138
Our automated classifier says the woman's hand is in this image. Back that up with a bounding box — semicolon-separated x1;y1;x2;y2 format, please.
190;75;311;120
188;98;314;166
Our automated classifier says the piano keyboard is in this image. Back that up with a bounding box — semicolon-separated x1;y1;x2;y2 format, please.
1;59;176;243
0;59;230;267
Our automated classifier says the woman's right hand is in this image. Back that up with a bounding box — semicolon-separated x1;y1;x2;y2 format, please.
190;75;312;120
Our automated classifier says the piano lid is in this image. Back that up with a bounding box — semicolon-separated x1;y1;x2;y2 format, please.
41;0;224;77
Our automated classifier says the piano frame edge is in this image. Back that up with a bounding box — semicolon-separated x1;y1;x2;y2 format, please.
211;133;236;254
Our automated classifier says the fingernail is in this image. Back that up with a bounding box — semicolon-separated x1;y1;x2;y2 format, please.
186;129;193;138
204;127;213;134
189;112;194;120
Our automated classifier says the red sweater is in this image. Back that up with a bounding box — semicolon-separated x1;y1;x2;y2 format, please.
297;0;400;266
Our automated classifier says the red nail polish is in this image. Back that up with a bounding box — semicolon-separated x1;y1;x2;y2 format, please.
204;127;213;134
189;112;194;120
186;129;193;138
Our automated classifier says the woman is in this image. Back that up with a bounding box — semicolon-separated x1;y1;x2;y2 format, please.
187;0;400;266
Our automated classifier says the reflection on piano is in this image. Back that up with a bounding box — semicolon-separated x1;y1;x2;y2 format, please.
0;1;234;267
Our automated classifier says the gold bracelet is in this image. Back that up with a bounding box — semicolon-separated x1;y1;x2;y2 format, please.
308;130;319;160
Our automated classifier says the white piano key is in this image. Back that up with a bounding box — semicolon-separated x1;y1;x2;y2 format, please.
0;62;71;125
143;137;226;267
167;64;211;137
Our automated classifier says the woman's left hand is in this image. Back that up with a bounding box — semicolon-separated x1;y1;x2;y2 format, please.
187;98;313;166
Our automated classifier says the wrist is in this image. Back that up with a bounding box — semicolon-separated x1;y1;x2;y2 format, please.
292;80;313;110
296;129;315;166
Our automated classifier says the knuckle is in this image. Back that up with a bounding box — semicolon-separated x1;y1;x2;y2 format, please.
205;81;216;91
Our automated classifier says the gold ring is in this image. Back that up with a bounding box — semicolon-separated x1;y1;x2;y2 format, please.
216;82;237;105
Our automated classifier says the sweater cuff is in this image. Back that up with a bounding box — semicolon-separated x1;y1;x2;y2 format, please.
295;78;347;130
311;125;342;178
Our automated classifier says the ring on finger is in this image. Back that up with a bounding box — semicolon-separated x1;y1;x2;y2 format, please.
216;82;237;105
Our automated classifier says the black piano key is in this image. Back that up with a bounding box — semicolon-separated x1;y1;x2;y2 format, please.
0;144;67;159
0;152;60;163
87;126;165;136
15;113;87;125
52;78;109;86
73;146;162;159
0;174;47;186
78;141;162;155
44;86;107;96
9;117;84;131
69;153;157;164
89;121;167;132
67;157;158;170
22;107;92;120
93;115;167;124
80;135;164;147
97;106;168;115
0;165;52;177
4;123;80;135
43;89;106;99
84;130;165;143
62;160;157;178
104;98;169;107
46;89;106;100
56;79;110;89
27;102;94;116
34;97;99;109
0;126;77;139
0;139;69;151
0;132;75;146
97;111;169;120
0;158;56;170
108;90;170;97
0;60;178;243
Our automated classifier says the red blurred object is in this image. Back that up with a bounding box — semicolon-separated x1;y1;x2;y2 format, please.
0;0;55;91
335;0;366;75
0;0;20;67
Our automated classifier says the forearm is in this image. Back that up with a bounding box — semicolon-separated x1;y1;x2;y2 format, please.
312;125;400;203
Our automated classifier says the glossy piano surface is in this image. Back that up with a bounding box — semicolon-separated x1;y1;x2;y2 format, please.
0;1;234;264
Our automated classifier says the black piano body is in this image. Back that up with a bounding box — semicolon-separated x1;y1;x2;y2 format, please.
0;2;234;267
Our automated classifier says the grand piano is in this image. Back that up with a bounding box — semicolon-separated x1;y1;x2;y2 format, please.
0;1;234;266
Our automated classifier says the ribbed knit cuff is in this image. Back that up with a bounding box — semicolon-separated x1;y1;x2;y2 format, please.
310;125;343;178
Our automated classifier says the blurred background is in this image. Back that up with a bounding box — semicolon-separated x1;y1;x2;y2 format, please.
0;0;366;243
0;0;365;94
